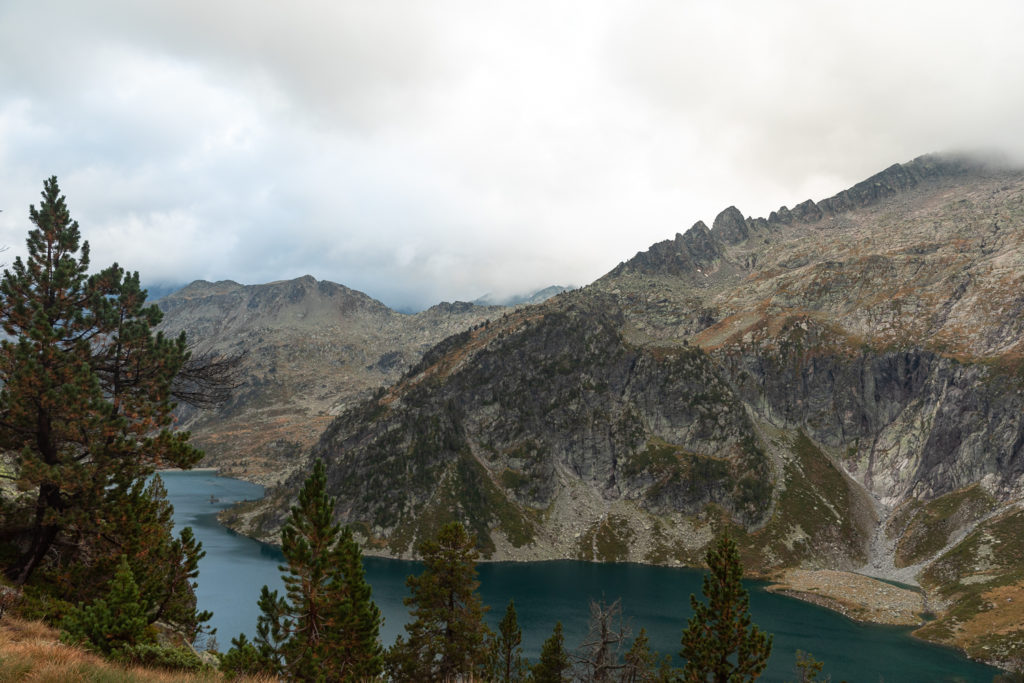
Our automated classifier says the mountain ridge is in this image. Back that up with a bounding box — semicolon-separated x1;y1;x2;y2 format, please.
157;274;509;483
219;152;1024;667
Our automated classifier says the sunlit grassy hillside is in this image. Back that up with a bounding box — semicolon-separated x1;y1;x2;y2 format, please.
0;617;274;683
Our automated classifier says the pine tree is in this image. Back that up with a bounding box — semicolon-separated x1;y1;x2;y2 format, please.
220;633;274;679
254;584;289;664
623;628;657;683
326;525;385;680
221;594;288;683
490;599;525;682
0;178;212;638
278;458;343;680
680;535;772;682
0;177;202;589
387;521;491;681
793;650;826;682
224;459;383;681
58;476;211;638
61;556;149;655
530;621;571;683
621;628;677;682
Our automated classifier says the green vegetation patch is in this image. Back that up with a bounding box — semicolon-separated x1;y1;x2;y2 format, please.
643;518;705;567
644;520;671;565
622;440;683;478
732;436;773;524
454;454;536;550
736;432;866;570
503;439;547;463
498;441;549;502
576;515;634;563
624;437;774;528
387;453;537;557
922;509;1024;595
893;484;996;568
887;498;924;538
917;510;1024;647
645;453;731;499
500;468;531;492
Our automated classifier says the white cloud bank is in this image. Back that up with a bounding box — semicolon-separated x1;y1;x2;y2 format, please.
1;0;1023;309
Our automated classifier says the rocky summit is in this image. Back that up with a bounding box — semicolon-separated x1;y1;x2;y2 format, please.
222;153;1024;667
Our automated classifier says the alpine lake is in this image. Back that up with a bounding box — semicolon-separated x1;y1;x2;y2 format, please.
162;470;1002;682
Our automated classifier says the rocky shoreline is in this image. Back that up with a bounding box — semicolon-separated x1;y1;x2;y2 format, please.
765;568;926;627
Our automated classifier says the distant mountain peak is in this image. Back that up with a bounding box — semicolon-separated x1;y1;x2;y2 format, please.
165;279;244;300
156;274;508;484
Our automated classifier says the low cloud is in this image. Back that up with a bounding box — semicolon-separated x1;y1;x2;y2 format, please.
2;1;1023;309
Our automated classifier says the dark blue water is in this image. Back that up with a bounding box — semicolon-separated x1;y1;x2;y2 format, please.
162;471;1001;682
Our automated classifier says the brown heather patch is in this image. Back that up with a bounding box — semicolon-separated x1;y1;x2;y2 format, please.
962;582;1024;638
0;617;276;682
916;580;1024;664
692;310;768;350
382;309;540;405
745;266;787;282
200;413;333;484
701;309;862;364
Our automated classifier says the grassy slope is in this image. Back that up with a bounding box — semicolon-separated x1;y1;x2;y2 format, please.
0;617;273;683
915;507;1024;668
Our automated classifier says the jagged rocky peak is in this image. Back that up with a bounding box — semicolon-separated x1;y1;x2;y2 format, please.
710;206;748;245
608;152;1010;287
790;199;822;223
766;152;992;227
608;220;722;279
679;220;719;259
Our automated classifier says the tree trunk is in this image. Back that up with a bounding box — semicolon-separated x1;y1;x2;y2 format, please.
9;483;63;585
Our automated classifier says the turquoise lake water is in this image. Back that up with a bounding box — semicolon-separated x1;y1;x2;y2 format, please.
161;470;1002;682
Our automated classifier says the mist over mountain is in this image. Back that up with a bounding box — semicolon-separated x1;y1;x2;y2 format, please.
472;285;576;307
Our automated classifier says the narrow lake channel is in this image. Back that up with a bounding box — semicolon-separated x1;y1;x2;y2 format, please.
162;470;1001;682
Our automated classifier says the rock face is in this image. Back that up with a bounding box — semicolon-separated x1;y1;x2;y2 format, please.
157;276;504;483
711;206;749;245
221;153;1024;665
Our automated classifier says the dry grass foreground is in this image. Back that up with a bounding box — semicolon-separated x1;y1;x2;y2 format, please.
766;569;926;626
0;617;275;683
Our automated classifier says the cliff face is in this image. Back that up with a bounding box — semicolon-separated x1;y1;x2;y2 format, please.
228;155;1023;541
306;297;775;558
221;154;1024;666
157;276;504;483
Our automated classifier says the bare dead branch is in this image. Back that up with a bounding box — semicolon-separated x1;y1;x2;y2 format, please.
171;346;247;408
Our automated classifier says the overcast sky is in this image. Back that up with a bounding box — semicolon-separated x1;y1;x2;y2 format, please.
2;1;1023;310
